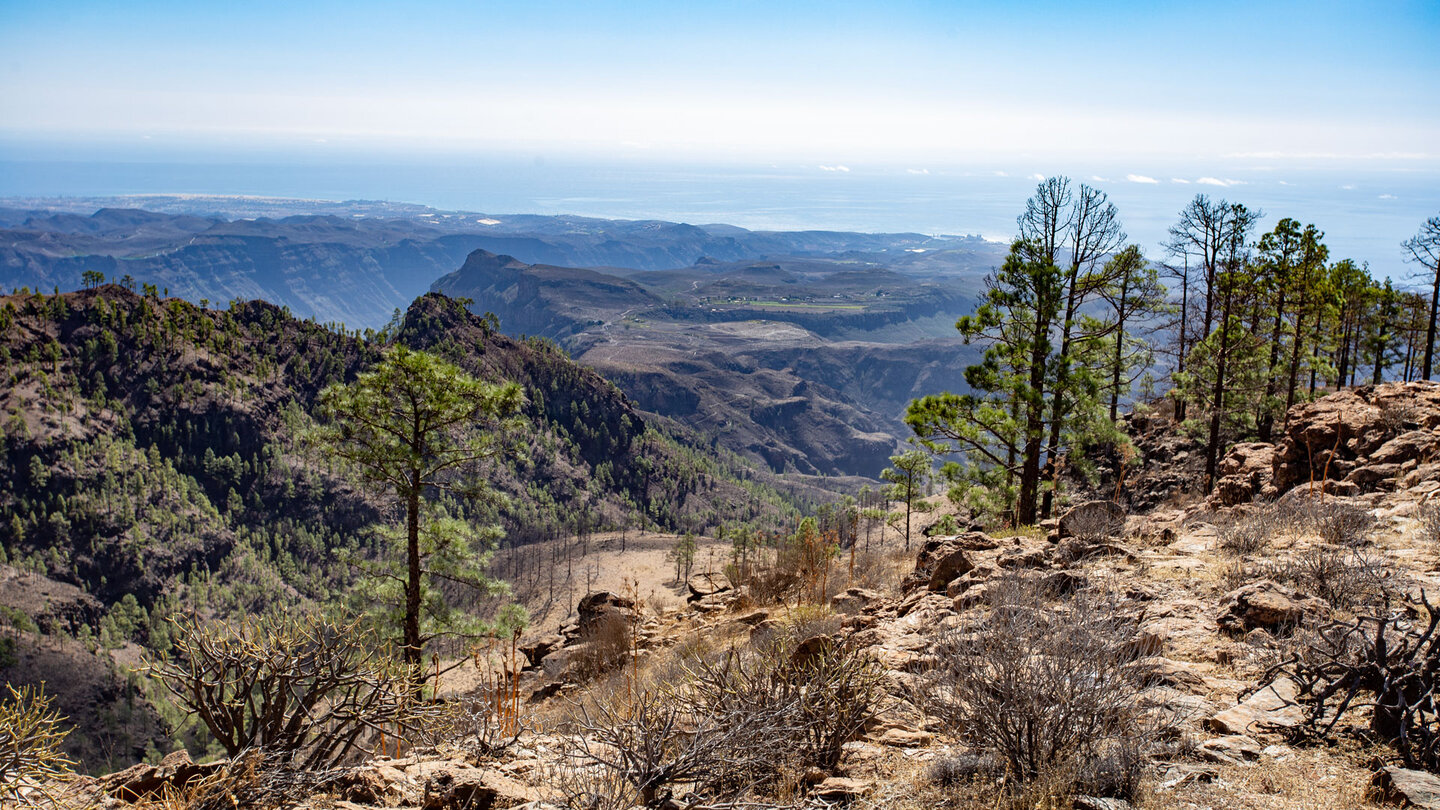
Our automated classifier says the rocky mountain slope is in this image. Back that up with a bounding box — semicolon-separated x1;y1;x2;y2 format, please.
435;249;980;476
33;381;1440;809
0;286;813;771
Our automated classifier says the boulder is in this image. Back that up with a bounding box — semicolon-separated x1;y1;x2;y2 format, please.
927;549;975;591
1373;766;1440;809
576;591;635;630
997;547;1049;569
946;570;987;598
953;582;991;611
903;533;1000;592
1058;500;1127;540
830;587;881;614
519;633;564;668
1217;580;1324;634
790;634;836;668
686;572;730;602
1205;678;1304;735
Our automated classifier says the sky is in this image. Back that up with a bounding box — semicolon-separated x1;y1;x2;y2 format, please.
2;0;1437;165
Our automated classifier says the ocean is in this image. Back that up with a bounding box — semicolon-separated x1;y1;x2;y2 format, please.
1;153;1435;283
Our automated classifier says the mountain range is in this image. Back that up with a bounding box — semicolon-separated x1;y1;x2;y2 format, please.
1;199;1000;477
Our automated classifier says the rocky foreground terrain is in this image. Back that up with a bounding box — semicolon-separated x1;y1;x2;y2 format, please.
26;381;1440;810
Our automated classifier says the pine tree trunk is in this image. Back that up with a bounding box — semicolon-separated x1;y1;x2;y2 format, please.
1425;267;1440;380
405;473;423;688
1205;284;1235;492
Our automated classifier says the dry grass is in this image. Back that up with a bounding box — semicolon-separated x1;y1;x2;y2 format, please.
1139;745;1379;810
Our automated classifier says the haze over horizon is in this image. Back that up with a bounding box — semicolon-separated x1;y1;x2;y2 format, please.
1;1;1438;279
2;1;1436;164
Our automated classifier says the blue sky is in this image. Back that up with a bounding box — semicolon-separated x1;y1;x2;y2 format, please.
2;0;1436;165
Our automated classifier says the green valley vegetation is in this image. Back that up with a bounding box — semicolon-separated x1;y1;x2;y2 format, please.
0;285;806;770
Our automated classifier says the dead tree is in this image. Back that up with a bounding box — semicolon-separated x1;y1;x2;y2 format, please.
1267;592;1440;771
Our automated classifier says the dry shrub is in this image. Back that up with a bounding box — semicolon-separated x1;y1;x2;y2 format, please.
1216;559;1254;593
845;547;907;592
1288;497;1377;546
1419;503;1440;549
413;691;526;761
1216;512;1272;557
1380;401;1421;433
728;561;799;606
921;575;1167;803
0;684;78;808
568;612;634;682
1065;505;1127;544
166;749;349;810
554;687;754;808
145;613;433;770
782;604;843;641
1260;545;1401;611
553;628;886;808
923;752;1001;788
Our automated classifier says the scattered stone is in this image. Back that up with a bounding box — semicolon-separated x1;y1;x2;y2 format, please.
1199;734;1262;766
733;608;771;626
814;776;871;801
98;750;223;801
1205;678;1303;736
1140;657;1208;692
951;531;1001;550
1373;766;1440;809
419;764;537;809
875;728;933;747
1074;798;1133;810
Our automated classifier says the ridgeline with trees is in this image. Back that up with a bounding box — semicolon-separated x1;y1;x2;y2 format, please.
907;176;1439;527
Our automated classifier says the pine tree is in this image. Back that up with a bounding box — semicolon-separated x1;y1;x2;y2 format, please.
314;345;523;685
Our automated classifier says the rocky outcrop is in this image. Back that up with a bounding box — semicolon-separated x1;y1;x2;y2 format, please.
96;750;223;801
903;532;997;594
1272;381;1440;496
1206;381;1440;505
1210;442;1276;506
